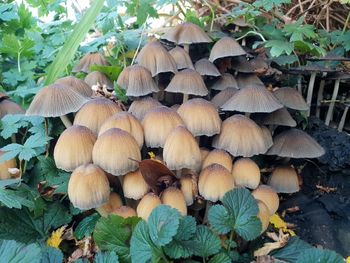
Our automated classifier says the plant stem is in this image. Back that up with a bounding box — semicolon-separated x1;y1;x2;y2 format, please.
17;51;21;73
235;31;266;42
343;11;350;33
60;115;72;128
131;15;149;66
202;256;206;263
227;231;234;252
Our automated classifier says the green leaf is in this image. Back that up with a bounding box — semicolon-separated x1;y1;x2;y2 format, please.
0;188;34;209
148;205;180;246
75;213;101;240
95;251;120;263
253;0;291;11
90;65;123;81
0;178;21;189
283;17;317;41
40;247;64;263
265;40;294;57
271;55;299;66
208;205;232;234
0;240;41;263
0;3;19;22
209;253;231;263
0;34;35;58
44;0;105;85
270;236;312;262
188;226;221;258
297;248;344;263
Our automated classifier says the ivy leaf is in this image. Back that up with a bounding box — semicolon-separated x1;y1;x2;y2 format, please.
297;248;344;263
208;253;232;263
95;251;120;263
188;226;221;258
0;240;41;263
75;213;101;240
40;246;64;263
265;40;294;57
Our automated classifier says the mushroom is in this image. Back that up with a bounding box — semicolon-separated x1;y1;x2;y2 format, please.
268;166;300;194
180;172;198;206
112;206;137;218
0;99;24;119
169;47;194;70
84;71;114;91
161;187;187;216
194;58;221;77
209;37;246;63
123;169;150;200
73;52;109;73
272;87;308;111
96;192;123;217
211;73;238;91
231;158;260;189
252;185;279;216
68;164;110;210
257;200;271;233
211;88;238;108
230;56;255;73
128;97;162;121
202;149;233;172
55;76;93;97
137;193;162;220
200;147;210;161
252;107;297;127
0;151;18;180
236;73;265;89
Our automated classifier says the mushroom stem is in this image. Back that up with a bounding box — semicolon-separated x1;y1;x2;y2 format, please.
306;72;317;117
297;74;302;93
183;44;189;54
60;115;72;128
203;201;212;224
325;78;340;126
183;94;189;103
316;79;325;118
338;105;349;132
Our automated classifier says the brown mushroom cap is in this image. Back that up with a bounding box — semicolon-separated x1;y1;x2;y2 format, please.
112;206;137;218
92;128;141;176
194;58;221;77
142;106;184;148
0;151;17;180
68;164;110;210
0;99;24;119
273;87;308;111
177;98;221;137
162;22;212;45
260;126;273;148
55;76;93;97
26;83;88;117
213;115;272;157
257;200;270;233
266;128;325;158
73;52;109;73
253;107;297;127
96;192;123;217
252;185;279;215
54;125;97;172
209;37;246;62
161;187;187;216
211;88;238;108
73;98;122;134
117;65;159;97
211;73;238;91
268;166;300;193
123;169;150;200
165;69;208;96
236;73;265;89
202;149;233;172
137;192;162;220
84;71;113;90
128;97;162;121
231;158;260;189
169;47;194;70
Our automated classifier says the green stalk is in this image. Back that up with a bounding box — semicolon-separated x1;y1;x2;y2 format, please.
17;51;21;73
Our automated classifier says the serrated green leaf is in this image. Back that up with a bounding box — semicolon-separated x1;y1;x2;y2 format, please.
270;236;312;262
297;248;344;263
75;213;100;240
208;252;231;263
174;216;196;240
0;188;34;209
208;204;232;234
95;251;120;263
0;240;41;263
188;226;221;258
0;4;19;22
253;0;291;11
265;40;294;57
40;246;64;263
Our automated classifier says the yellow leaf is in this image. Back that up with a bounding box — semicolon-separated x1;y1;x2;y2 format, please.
346;256;350;263
148;151;155;159
269;214;296;236
47;226;65;248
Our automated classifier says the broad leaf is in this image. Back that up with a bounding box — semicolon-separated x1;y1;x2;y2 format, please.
40;246;64;263
75;213;100;240
297;248;344;263
95;251;120;263
209;253;231;263
188;226;221;258
270;236;312;262
0;240;41;263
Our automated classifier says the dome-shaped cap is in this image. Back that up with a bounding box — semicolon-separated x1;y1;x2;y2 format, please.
202;149;233;172
273;87;308;111
260;126;273;147
112;206;137;218
0;99;24;119
198;164;235;202
266;128;325;158
236;73;265;89
231;158;260;189
211;73;238;91
257;200;270;233
84;71;113;90
161;187;187;216
165;69;208;96
163;126;201;171
177;98;221;137
26;83;88;117
117;65;159;96
194;58;220;77
73;52;109;73
252;185;279;215
92;128;141;176
142;106;184;148
55;76;93;97
123;169;150;200
137;193;162;220
96;192;123;217
0;151;17;180
128;97;162;121
268;166;300;193
180;174;198;206
211;88;237;108
162;22;212;45
253;107;296;127
54;125;96;172
209;37;246;62
213;115;272;157
68;164;110;210
73;98;122;134
169;47;194;70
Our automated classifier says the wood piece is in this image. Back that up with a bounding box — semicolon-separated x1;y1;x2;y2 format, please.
338;105;349;132
316;79;325;118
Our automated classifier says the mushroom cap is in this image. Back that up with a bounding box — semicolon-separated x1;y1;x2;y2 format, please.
209;37;246;62
231;158;260;189
123;169;150;200
92;128;141;176
202;149;233;172
137;193;162;220
135;40;177;76
160;187;187;216
221;86;283;113
26;83;88;117
84;71;113;90
169;47;194;70
200;147;210;161
253;107;297;127
257;200;270;233
194;58;221;77
0;151;17;180
260;126;273;148
198;164;235;202
54;125;97;172
142;106;184;148
211;73;238;91
163;126;201;171
266;128;325;158
117;65;159;96
165;69;208;96
211;88;238;108
268;166;300;193
213;115;272;157
73;98;122;134
180;175;198;206
177;98;221;137
0;92;9;101
273;87;308;111
55;76;93;97
68;164;110;210
236;73;265;89
73;52;109;73
252;185;279;215
231;56;255;73
112;206;137;218
99;111;144;148
128;97;162;121
161;22;212;45
96;192;123;217
0;99;24;119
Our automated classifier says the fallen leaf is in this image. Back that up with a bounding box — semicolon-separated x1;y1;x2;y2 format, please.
254;230;289;257
346;256;350;263
269;214;296;236
47;226;66;248
316;184;337;193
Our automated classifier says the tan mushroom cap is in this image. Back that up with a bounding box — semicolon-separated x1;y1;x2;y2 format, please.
55;76;93;97
92;128;141;176
142;106;184;148
198;164;235;202
177;98;221;137
68;164;110;210
99;111;144;148
137;192;162;220
162;22;212;45
266;128;325;158
268;166;300;193
112;206;137;218
0;99;24;119
117;65;159;96
73;52;109;73
194;58;221;77
84;71;113;90
209;37;246;62
202;149;233;172
165;69;208;96
0;151;17;180
273;87;308;111
163;126;201;171
180;174;198;206
200;148;210;162
169;47;194;70
54;125;97;172
257;200;270;233
231;158;260;189
74;98;122;134
96;192;123;217
252;185;279;215
161;187;187;216
211;88;238;108
211;73;238;91
26;83;89;117
123;169;150;200
253;107;297;127
135;40;177;76
236;73;265;89
221;86;283;113
128;97;162;121
213;115;272;157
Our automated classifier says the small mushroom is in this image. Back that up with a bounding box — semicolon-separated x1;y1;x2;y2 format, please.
112;206;137;218
96;192;123;217
273;87;308;111
252;185;279;216
123;169;150;200
194;58;221;77
202;149;233;172
211;88;238;108
236;73;265;89
268;166;300;194
85;71;114;91
128;97;162;121
257;200;271;233
180;173;198;206
0;99;24;119
137;193;162;220
55;76;93;97
209;37;246;62
73;52;109;73
211;73;238;91
161;187;187;216
252;107;297;127
231;158;260;189
169;47;194;70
